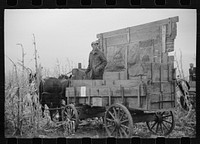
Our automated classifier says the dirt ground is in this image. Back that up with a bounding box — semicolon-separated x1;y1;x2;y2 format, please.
5;105;196;138
5;116;196;139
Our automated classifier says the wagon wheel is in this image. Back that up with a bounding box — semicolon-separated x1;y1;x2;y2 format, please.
62;104;79;131
146;111;175;136
52;110;60;122
104;103;134;138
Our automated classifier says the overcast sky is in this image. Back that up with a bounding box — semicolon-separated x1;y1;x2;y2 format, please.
5;9;196;78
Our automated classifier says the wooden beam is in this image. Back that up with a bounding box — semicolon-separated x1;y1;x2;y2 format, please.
97;17;178;39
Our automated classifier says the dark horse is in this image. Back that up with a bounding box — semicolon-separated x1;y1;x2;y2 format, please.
39;77;63;121
39;75;70;121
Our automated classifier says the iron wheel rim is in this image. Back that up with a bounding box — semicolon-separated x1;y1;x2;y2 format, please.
104;103;134;138
62;104;79;131
146;110;175;136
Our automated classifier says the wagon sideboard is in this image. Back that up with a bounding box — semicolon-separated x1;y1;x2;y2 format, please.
66;79;176;111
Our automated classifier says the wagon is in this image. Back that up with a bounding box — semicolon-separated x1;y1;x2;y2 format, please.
62;16;179;138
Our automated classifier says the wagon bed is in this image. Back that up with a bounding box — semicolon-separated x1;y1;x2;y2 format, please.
63;16;179;137
66;78;175;111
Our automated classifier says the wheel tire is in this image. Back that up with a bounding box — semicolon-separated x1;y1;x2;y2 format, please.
62;104;79;131
104;103;134;138
146;110;175;136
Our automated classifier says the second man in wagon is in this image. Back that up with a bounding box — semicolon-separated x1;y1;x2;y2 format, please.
85;40;107;79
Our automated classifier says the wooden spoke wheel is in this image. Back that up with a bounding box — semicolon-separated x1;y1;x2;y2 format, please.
52;110;60;122
146;111;175;136
62;104;79;131
104;103;134;138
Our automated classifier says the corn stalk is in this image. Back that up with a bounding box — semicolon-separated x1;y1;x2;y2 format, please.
174;52;182;78
179;49;185;79
17;43;26;134
33;33;41;136
6;55;22;136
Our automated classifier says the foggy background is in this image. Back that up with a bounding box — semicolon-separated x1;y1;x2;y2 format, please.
5;9;196;79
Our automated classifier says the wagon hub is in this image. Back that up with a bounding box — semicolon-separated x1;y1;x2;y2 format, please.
156;114;163;123
114;119;121;128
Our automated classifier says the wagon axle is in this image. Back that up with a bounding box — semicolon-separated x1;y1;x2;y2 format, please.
114;119;121;128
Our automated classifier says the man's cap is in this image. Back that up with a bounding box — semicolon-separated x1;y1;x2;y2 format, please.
91;40;99;45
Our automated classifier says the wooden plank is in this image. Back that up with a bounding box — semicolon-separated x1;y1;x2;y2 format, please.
112;86;122;96
98;34;104;52
162;53;168;64
150;93;175;109
168;56;174;64
168;56;174;81
103;38;107;57
161;82;172;93
75;87;90;97
161;64;169;81
86;88;91;105
168;63;173;81
129;76;141;80
98;87;110;96
109;88;112;105
152;63;161;82
93;80;105;86
114;80;140;87
140;97;147;109
97;17;178;39
167;22;177;39
124;46;128;79
78;98;87;105
105;80;114;86
112;97;123;105
65;87;75;98
130;16;178;34
149;94;160;110
161;25;167;53
123;87;139;96
90;87;99;96
127;97;139;109
92;98;103;106
153;38;162;63
128;63;145;78
105;44;127;72
147;82;160;93
97;27;129;38
166;38;174;52
139;40;154;63
127;42;140;66
71;80;93;87
141;63;152;80
126;96;147;110
138;84;141;108
119;71;127;80
130;26;160;43
103;72;120;80
106;34;129;46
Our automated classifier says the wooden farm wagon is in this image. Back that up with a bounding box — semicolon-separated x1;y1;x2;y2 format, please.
63;16;179;138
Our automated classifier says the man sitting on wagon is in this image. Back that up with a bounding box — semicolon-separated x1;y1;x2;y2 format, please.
85;40;107;79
